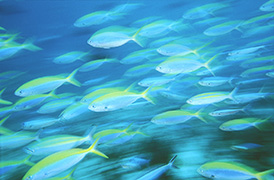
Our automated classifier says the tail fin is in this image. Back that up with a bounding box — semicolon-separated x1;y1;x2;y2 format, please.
229;87;239;103
256;169;274;180
66;68;81;87
87;138;109;158
168;155;179;169
0;115;10;126
23;39;42;51
254;117;274;131
0;88;13;105
84;125;97;144
48;90;59;99
193;41;213;57
132;28;146;47
203;53;219;76
22;155;35;166
64;166;77;180
195;108;207;123
141;86;156;104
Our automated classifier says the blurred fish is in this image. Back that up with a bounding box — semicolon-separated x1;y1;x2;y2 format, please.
123;64;156;77
231;143;263;152
136;155;178;180
15;68;81;97
241;12;274;28
0;88;12;105
53;51;89;64
198;76;236;87
45;167;77;180
0;130;40;150
240;65;274;77
260;0;274;11
183;2;229;19
197;161;274;180
219;117;274;131
59;101;90;120
0;155;34;176
82;76;108;86
22;139;108;180
120;155;150;170
138;74;179;87
187;87;238;105
87;26;144;49
209;105;248;117
120;48;156;64
79;58;118;72
21;116;61;130
241;24;274;38
24;126;95;156
228;45;267;56
266;71;274;77
240;55;274;68
203;20;243;36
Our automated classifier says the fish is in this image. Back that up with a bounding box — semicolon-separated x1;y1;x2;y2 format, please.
24;126;95;156
12;91;58;111
187;87;238;105
260;0;274;12
138;75;178;87
136;155;178;180
21;116;61;130
53;51;89;64
87;26;144;49
241;24;274;38
15;68;81;97
123;64;155;77
59;102;90;120
156;53;217;75
0;155;34;175
79;58;118;72
0;130;40;150
151;108;206;125
209;106;248;117
183;2;229;19
0;88;12;105
197;161;274;180
120;155;150;170
120;48;157;64
266;71;274;77
198;76;236;87
228;45;267;56
44;166;77;180
231;143;263;152
22;138;108;180
88;86;155;112
203;20;243;36
240;65;274;77
219;117;274;131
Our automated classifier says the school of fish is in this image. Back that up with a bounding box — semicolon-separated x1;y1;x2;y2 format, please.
0;0;274;179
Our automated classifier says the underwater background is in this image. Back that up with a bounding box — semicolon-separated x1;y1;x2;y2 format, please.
0;0;274;179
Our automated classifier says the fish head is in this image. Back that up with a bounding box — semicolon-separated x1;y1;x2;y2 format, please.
74;20;88;27
24;175;34;180
198;81;210;87
219;124;231;131
155;64;172;74
186;98;194;105
15;88;28;97
197;167;218;179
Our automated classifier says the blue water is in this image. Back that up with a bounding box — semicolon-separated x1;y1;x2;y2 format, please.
0;0;274;179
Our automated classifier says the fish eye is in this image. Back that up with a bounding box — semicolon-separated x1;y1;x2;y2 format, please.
104;106;108;109
19;90;23;94
211;175;215;178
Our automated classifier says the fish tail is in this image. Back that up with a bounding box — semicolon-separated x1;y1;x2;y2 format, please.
0;88;5;96
196;107;208;123
23;155;35;166
48;89;59;99
141;86;156;104
196;41;213;55
84;125;97;144
88;138;109;158
229;86;239;103
0;88;12;105
0;115;11;126
132;28;146;47
254;117;274;131
66;68;81;87
256;169;274;180
204;54;219;76
64;166;77;180
168;155;179;169
124;122;134;132
23;39;42;51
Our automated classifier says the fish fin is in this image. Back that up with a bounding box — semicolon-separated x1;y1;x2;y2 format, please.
23;155;35;166
125;81;137;92
229;86;239;103
88;138;109;158
66;68;81;87
141;86;156;104
195;41;214;56
84;125;97;144
132;28;146;47
48;89;59;99
168;155;177;166
254;117;274;131
0;88;5;96
203;53;219;76
0;115;10;126
23;39;42;51
64;166;78;180
124;122;134;132
256;169;274;180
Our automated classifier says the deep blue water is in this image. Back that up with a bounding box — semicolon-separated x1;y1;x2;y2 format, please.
0;0;274;179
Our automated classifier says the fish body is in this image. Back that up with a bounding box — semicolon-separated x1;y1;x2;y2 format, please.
79;58;117;72
197;161;274;180
219;118;270;131
15;69;80;97
198;76;234;87
0;155;34;175
22;139;108;180
53;51;88;64
231;143;263;152
203;20;243;36
260;0;274;11
21;117;60;130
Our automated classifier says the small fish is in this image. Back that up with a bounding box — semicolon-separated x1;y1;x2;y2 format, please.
219;117;273;131
187;87;238;105
260;0;274;11
0;88;12;105
15;68;80;97
266;71;274;77
59;102;90;120
0;130;40;150
231;143;263;152
136;155;178;180
209;106;247;117
89;86;155;112
53;51;89;64
151;109;206;125
198;76;236;87
24;126;95;156
79;58;118;72
123;64;155;77
22;138;108;180
241;12;274;27
82;76;108;86
0;155;34;175
228;45;267;56
121;155;150;170
241;24;274;38
21;116;61;130
197;161;274;180
87;26;144;49
240;65;274;77
183;2;228;19
203;20;243;36
120;48;156;64
138;75;178;87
